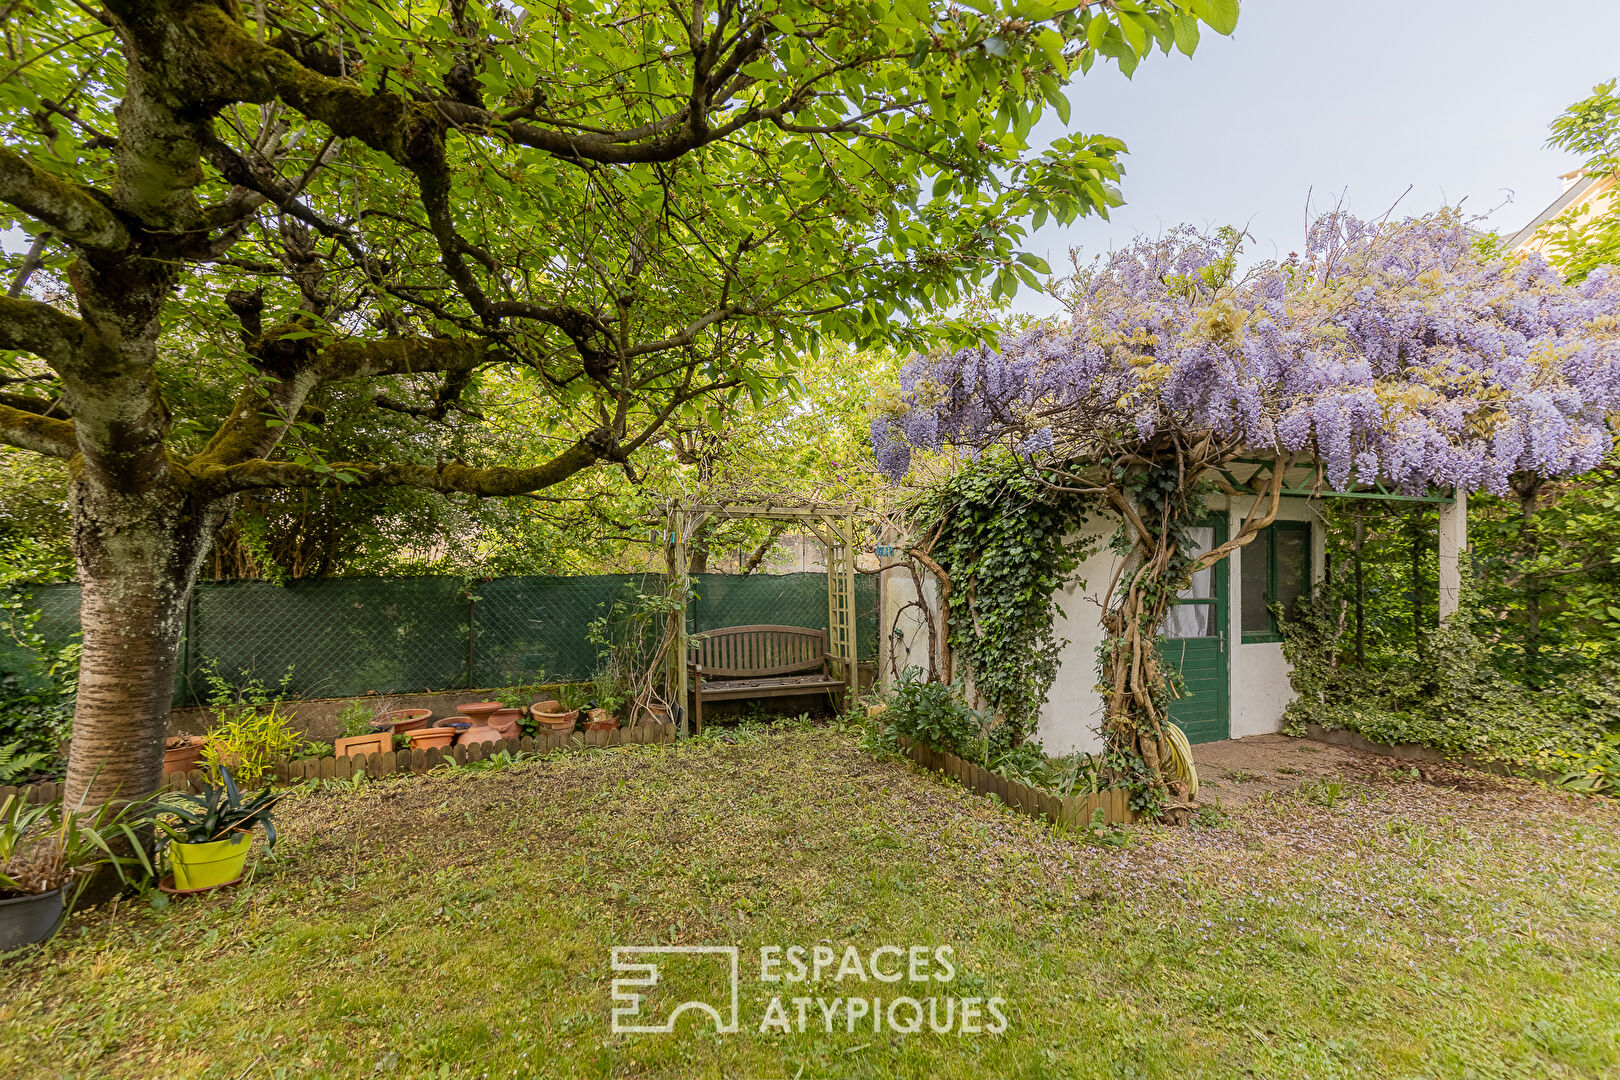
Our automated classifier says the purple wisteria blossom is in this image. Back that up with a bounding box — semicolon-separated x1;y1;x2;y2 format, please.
873;213;1620;494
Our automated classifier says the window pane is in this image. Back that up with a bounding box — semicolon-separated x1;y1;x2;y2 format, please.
1162;603;1214;639
1178;527;1216;600
1276;525;1310;622
1240;535;1270;634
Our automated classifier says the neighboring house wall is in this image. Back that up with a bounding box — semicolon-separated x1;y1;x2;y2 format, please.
879;564;941;682
1506;169;1618;255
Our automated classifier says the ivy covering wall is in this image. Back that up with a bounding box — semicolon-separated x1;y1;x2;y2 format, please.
914;456;1099;744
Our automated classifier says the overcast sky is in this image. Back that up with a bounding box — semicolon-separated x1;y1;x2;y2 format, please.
1017;0;1620;313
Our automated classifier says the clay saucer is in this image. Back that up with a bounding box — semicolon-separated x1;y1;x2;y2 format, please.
157;872;246;896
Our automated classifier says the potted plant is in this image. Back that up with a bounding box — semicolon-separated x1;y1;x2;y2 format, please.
530;700;579;734
584;703;618;732
637;701;673;728
156;768;284;893
162;734;207;776
0;795;154;952
375;708;432;732
332;700;394;758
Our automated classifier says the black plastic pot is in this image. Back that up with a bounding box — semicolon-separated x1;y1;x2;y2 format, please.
0;887;64;953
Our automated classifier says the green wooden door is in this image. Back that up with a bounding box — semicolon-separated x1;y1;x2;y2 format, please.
1159;519;1230;744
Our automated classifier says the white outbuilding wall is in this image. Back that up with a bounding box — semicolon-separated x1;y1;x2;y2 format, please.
879;494;1329;751
1223;494;1328;741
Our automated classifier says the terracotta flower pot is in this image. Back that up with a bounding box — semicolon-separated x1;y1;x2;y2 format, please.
457;701;503;723
530;700;561;717
638;703;672;727
378;708;433;733
406;727;456;749
457;720;502;746
163;737;206;776
534;707;579;733
490;709;522;740
585;708;617;731
334;732;390;759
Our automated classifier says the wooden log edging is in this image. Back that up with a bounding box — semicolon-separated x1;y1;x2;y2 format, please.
0;723;679;803
897;737;1137;830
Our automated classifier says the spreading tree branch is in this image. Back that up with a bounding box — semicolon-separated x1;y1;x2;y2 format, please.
0;145;128;251
0;294;88;365
195;427;616;497
0;400;75;457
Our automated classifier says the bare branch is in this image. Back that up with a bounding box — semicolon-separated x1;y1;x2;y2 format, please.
7;233;50;297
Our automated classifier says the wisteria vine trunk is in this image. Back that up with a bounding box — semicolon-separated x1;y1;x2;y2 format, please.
1059;447;1290;808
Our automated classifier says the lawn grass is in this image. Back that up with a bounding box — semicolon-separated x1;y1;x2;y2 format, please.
2;722;1618;1078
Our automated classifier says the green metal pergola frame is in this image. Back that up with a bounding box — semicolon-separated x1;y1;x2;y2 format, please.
1216;459;1457;505
664;500;861;738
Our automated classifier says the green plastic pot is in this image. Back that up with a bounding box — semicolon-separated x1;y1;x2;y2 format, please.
170;833;251;891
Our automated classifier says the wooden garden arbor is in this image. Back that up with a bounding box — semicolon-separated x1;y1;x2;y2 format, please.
665;499;861;736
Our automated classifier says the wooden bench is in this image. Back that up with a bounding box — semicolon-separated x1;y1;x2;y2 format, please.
688;624;848;733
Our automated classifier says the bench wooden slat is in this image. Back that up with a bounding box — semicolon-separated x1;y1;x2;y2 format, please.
691;624;827;677
689;624;847;732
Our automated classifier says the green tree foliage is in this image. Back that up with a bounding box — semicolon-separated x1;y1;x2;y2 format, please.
1536;80;1620;282
0;0;1237;803
1470;458;1620;687
1286;489;1620;787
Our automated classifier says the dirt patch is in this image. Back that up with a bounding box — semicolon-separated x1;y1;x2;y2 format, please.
1193;732;1523;808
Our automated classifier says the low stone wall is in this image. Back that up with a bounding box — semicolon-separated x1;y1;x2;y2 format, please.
166;663;877;741
3;724;679;806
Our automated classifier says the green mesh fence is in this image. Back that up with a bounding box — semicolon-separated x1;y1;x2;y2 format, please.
471;574;648;688
13;570;878;706
187;578;471;702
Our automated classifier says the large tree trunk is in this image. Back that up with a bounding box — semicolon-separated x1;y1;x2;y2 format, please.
65;476;223;806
